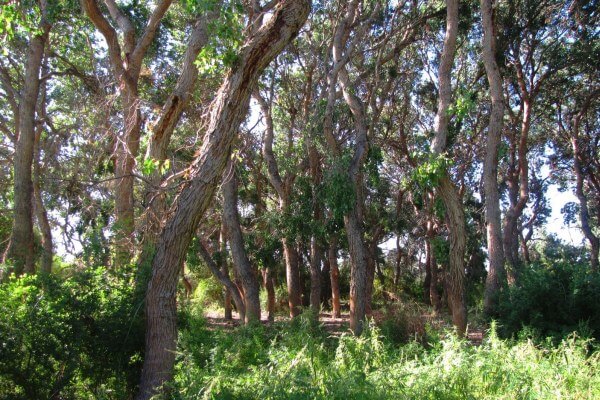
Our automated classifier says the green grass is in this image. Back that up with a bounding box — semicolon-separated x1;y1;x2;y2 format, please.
172;314;600;400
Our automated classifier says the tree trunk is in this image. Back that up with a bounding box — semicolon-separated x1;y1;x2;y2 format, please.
481;0;506;315
7;14;50;275
257;92;302;317
262;267;276;322
345;207;369;335
33;125;53;274
329;238;341;318
197;241;245;322
309;237;322;315
438;177;467;335
222;169;261;323
571;90;600;272
365;241;377;315
219;225;232;320
82;0;173;268
137;3;310;397
429;0;466;335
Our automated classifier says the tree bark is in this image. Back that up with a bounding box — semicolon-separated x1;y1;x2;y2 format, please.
480;0;507;315
571;89;600;272
197;241;245;322
430;0;466;335
7;7;50;275
262;267;276;322
33;121;53;274
82;0;173;267
328;238;341;318
219;225;232;320
256;93;302;317
137;3;310;397
222;168;261;323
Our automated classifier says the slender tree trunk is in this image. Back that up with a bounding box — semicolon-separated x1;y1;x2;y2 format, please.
308;143;322;315
137;4;310;396
33;127;52;274
257;92;302;317
7;13;50;275
502;98;532;283
197;241;245;322
282;234;302;316
571;90;600;272
481;0;507;315
32;59;52;274
222;169;261;323
262;267;276;322
219;225;232;320
429;0;466;335
365;240;378;315
329;238;341;318
345;207;369;335
426;236;441;311
309;238;322;314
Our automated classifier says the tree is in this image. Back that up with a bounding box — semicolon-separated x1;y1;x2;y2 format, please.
481;0;506;315
4;0;51;275
137;2;311;397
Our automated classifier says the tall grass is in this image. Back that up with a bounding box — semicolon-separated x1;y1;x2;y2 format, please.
172;312;600;400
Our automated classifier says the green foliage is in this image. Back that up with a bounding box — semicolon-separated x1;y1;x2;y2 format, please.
497;256;600;342
322;154;355;223
0;268;144;399
172;317;600;399
406;153;452;190
193;0;244;74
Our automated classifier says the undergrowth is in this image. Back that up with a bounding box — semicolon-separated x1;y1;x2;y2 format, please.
172;308;600;400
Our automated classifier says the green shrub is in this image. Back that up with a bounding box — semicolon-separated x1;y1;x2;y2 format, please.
172;316;600;399
497;259;600;341
0;268;144;399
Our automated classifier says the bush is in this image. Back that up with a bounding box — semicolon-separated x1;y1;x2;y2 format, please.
0;268;144;399
172;318;600;399
497;259;600;341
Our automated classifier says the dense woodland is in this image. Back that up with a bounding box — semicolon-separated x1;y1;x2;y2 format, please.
1;0;600;398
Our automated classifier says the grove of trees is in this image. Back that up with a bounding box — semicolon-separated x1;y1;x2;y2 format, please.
0;0;599;398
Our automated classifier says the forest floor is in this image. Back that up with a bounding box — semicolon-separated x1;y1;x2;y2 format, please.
203;309;486;345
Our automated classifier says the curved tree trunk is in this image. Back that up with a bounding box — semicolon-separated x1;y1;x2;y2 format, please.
137;3;310;397
222;169;261;323
481;0;507;315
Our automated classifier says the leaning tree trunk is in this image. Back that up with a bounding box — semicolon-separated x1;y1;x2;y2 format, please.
481;0;507;315
222;168;261;323
7;13;50;275
137;3;310;398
